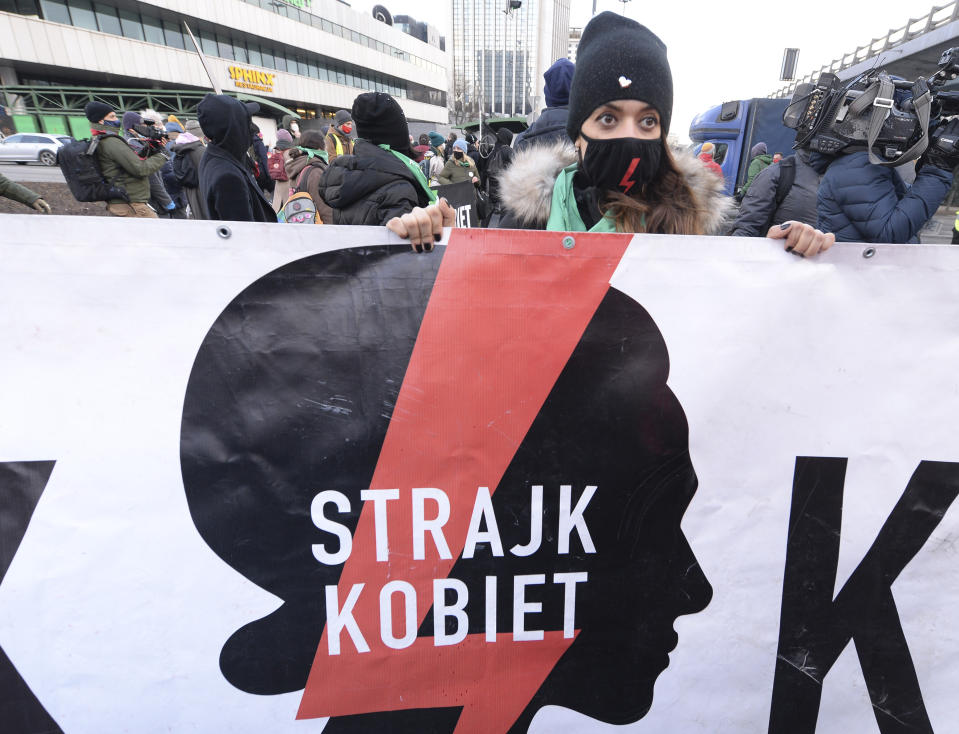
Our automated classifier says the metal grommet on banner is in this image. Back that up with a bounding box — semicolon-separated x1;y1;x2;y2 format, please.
562;236;575;250
863;247;877;259
217;226;232;240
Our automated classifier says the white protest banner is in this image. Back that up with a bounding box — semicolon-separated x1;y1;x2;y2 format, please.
1;215;958;734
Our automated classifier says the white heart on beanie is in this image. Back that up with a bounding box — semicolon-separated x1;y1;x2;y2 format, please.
618;76;632;88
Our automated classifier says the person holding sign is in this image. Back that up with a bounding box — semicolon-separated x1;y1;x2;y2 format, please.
389;12;834;258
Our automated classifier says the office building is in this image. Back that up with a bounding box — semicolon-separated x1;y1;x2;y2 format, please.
0;0;450;139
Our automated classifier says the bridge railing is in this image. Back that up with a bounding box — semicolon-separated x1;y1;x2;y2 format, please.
768;1;959;98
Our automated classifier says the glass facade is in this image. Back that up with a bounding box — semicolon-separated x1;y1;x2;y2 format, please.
451;0;569;125
4;0;447;108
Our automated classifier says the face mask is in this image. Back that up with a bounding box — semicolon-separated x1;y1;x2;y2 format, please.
579;135;663;194
340;123;353;135
102;119;121;128
454;150;464;159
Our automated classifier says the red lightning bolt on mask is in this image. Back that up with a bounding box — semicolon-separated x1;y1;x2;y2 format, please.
619;157;641;194
297;229;632;732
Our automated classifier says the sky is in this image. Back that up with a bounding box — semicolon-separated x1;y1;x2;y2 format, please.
348;0;949;141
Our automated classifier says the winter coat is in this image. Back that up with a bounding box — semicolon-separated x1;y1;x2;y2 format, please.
270;148;295;212
741;153;773;195
124;135;175;212
485;143;515;207
730;150;820;236
437;155;480;185
285;148;333;223
316;139;433;226
250;136;273;195
814;150;952;243
513;107;571;153
497;139;733;233
698;153;724;179
171;138;209;220
0;171;40;207
93;132;167;204
198;96;276;223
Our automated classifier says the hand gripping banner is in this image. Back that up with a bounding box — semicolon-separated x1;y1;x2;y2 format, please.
1;215;959;733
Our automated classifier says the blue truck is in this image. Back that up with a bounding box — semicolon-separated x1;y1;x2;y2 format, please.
688;97;795;196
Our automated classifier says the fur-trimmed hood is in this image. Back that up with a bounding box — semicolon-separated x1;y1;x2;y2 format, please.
498;139;734;234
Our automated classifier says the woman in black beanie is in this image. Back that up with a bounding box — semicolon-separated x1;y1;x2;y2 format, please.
390;12;833;256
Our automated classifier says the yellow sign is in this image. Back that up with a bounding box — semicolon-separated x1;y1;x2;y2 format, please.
228;66;276;93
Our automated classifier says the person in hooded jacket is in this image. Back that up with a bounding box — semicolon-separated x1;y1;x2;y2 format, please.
170;128;209;220
513;58;575;153
484;127;515;220
197;95;276;223
284;129;333;223
388;12;832;257
738;142;773;198
316;92;437;226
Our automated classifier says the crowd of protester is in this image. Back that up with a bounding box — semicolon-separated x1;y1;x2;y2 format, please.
5;11;957;252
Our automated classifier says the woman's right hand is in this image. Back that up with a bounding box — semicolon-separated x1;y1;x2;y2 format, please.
386;198;456;252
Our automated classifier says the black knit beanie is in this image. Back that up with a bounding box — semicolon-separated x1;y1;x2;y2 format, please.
84;101;113;123
351;92;411;154
566;12;673;140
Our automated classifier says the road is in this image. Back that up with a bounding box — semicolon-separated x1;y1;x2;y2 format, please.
0;162;66;183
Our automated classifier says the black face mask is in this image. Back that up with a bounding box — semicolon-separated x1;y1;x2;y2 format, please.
579;135;663;195
454;150;464;159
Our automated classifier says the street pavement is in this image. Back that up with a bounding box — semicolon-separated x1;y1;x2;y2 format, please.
0;162;65;183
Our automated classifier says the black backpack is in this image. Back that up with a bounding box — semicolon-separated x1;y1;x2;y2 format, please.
172;149;199;188
57;134;129;203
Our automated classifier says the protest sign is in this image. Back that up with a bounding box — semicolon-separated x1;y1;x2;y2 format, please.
1;216;958;733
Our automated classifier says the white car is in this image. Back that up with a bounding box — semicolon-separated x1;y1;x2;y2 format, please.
0;132;73;166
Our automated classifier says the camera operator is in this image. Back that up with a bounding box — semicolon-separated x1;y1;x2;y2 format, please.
795;73;959;244
122;111;179;218
84;102;169;218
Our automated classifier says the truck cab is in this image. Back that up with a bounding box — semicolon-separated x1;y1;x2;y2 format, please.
689;98;794;196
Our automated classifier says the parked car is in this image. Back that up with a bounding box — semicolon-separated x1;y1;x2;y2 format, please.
0;132;73;166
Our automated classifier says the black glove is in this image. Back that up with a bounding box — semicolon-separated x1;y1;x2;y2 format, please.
922;118;959;171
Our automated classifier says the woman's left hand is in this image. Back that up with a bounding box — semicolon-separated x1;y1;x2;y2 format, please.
766;221;835;258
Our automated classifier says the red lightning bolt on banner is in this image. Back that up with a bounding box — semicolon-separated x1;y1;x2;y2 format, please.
297;228;632;731
619;157;641;194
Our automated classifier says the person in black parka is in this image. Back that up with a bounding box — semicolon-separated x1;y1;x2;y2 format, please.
316;92;435;226
513;58;574;153
197;95;276;223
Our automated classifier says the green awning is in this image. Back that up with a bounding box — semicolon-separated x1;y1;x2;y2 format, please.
235;93;299;119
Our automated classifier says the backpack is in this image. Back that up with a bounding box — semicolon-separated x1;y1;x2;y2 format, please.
172;149;199;188
57;134;129;203
268;150;289;181
761;156;798;231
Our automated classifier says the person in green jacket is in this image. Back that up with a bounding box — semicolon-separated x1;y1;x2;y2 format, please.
83;101;169;218
738;142;773;198
0;172;51;213
437;139;481;186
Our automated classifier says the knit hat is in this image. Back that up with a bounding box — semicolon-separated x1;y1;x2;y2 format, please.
427;131;445;148
185;119;204;136
496;127;513;145
544;58;575;108
334;109;352;127
122;110;143;131
750;142;767;158
566;12;673;139
351;92;411;153
275;128;294;150
452;139;467;152
165;121;184;133
701;142;715;155
84;101;113;123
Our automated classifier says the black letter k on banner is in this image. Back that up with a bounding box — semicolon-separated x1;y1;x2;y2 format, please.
769;458;959;734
